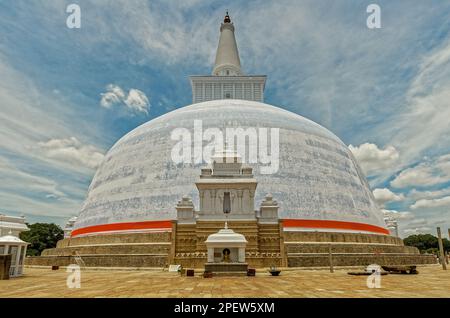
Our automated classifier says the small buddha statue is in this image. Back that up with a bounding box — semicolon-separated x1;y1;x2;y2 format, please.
223;248;231;263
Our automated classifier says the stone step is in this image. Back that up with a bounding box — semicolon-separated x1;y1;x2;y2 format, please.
57;231;172;248
283;231;404;245
42;243;171;256
209;272;248;277
25;254;169;267
285;243;419;254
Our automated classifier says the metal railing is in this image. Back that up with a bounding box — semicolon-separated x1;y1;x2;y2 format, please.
73;251;86;269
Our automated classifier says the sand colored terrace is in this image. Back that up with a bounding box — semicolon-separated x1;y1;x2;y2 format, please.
0;265;449;298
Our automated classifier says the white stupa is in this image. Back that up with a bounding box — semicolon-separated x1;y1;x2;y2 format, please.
71;12;387;238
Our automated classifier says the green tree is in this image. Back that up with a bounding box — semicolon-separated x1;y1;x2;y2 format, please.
19;223;64;256
404;234;450;254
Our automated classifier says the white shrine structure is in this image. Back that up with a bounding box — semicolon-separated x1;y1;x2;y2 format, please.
0;232;29;277
205;223;248;264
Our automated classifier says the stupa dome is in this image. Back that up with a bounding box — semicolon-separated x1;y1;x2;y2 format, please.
72;99;387;237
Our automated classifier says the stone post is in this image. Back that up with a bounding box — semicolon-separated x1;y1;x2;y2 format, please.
169;221;177;265
329;244;334;273
437;227;447;270
279;221;288;267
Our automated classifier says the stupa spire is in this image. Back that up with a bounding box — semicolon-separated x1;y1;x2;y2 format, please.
212;11;242;76
189;12;266;103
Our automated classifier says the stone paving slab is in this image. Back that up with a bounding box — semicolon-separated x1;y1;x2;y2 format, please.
0;265;449;298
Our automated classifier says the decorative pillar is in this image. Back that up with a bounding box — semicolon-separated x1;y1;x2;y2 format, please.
238;247;245;263
15;246;21;276
22;245;27;272
211;189;217;214
199;190;204;212
249;190;255;213
237;190;243;212
207;248;214;263
176;196;195;222
4;245;9;268
259;194;279;222
230;192;237;214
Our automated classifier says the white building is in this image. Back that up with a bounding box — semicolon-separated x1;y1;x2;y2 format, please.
0;233;29;277
0;214;29;237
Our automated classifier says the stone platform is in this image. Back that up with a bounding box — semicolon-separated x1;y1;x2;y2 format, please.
204;262;248;276
25;224;436;268
2;265;449;298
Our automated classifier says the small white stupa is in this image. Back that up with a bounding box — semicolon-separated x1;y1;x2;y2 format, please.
205;222;248;263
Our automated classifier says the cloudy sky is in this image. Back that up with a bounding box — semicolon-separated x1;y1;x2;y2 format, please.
0;0;449;237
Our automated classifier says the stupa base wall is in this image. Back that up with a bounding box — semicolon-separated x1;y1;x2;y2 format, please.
25;254;169;267
26;232;172;268
25;229;436;268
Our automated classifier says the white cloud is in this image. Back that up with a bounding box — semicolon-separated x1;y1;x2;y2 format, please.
349;143;399;175
38;137;105;170
0;157;65;199
0;52;106;222
381;39;450;166
0;191;81;220
391;153;450;188
408;187;450;201
100;84;150;114
125;89;150;114
100;84;126;108
411;195;450;210
373;188;404;206
403;227;432;235
406;218;429;227
381;209;414;221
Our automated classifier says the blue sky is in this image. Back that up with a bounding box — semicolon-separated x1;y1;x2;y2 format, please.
1;0;450;237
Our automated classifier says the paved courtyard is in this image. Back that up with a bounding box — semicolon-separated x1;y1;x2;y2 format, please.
0;265;449;298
